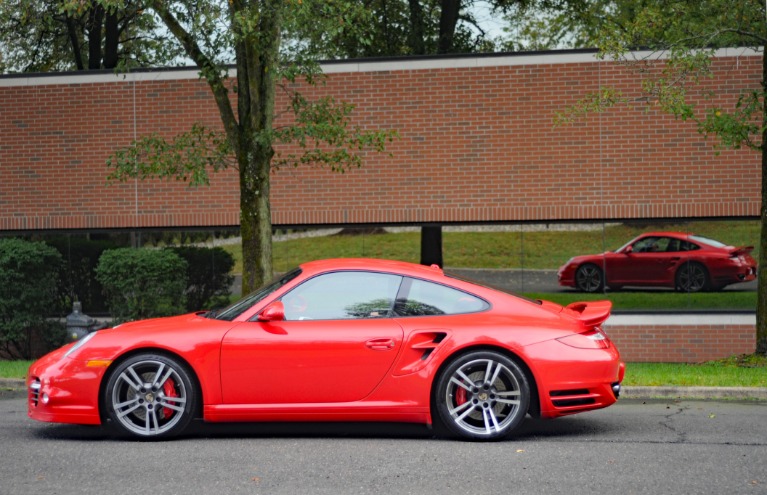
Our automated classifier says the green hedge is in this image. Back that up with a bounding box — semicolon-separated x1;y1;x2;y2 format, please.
96;248;188;322
168;246;234;311
0;238;65;359
47;235;120;313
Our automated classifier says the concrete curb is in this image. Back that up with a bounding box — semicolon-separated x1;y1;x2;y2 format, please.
0;378;25;391
2;378;766;400
621;386;767;400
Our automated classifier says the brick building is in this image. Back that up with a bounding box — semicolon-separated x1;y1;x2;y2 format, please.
0;48;761;361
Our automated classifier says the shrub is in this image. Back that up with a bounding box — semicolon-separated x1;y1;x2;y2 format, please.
0;238;64;359
47;236;120;314
167;246;234;311
95;248;188;322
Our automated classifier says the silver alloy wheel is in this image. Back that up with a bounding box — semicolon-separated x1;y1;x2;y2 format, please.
677;263;707;292
110;359;188;437
575;264;603;292
443;358;522;437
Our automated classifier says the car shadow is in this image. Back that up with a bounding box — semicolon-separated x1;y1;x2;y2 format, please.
31;414;620;443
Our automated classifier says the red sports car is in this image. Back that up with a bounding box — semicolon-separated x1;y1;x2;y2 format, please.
558;232;757;293
29;258;624;440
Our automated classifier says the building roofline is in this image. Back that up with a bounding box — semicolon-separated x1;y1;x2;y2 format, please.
0;47;759;87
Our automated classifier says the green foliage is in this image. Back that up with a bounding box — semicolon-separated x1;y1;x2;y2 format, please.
0;238;64;359
95;248;188;322
167;246;234;311
47;235;120;313
0;0;185;73
273;94;398;171
107;123;232;186
558;0;767;151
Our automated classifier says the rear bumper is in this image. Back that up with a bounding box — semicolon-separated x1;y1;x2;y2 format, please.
525;340;624;419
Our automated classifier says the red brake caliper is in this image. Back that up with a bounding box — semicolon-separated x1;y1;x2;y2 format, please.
162;379;177;418
456;386;467;406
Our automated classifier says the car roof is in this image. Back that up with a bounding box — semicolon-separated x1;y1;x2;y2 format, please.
298;258;445;278
639;232;694;238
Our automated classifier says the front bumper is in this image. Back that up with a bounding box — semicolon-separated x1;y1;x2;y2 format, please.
27;347;106;426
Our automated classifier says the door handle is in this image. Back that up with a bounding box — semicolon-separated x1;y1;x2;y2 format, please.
366;338;395;350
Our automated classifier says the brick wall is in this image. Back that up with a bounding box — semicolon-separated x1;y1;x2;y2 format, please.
605;315;755;362
0;49;761;231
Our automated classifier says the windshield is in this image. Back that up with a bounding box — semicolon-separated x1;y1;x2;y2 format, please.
211;268;302;321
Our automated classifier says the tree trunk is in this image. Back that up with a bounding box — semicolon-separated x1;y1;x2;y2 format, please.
239;149;273;295
236;0;281;295
87;3;104;69
407;0;426;55
103;9;119;69
438;0;461;54
756;48;767;356
65;13;84;70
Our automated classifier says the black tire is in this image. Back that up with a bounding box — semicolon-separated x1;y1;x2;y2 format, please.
103;353;198;439
434;350;530;441
675;262;709;293
575;263;604;293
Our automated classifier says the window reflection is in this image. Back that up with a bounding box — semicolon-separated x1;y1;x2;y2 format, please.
281;271;402;321
394;278;489;317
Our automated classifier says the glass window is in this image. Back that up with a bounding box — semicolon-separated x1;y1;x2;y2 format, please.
281;271;402;321
394;278;489;317
632;236;667;253
215;268;302;321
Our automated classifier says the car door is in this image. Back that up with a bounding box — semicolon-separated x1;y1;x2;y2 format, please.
220;271;404;405
607;236;671;284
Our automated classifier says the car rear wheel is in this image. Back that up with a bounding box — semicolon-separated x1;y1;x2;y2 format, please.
675;262;709;293
103;353;197;439
434;351;530;441
575;263;604;292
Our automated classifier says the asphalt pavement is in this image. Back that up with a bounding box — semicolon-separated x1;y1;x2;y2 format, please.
1;396;765;494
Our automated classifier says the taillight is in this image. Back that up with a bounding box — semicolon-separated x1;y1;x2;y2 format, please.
557;328;610;349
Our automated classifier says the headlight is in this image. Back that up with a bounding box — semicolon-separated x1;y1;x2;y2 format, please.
64;331;97;358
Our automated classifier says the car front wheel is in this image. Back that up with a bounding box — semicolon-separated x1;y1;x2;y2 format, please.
103;353;197;439
434;351;530;441
575;263;604;292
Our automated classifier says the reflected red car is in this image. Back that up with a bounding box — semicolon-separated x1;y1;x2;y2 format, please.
29;258;623;441
558;232;757;293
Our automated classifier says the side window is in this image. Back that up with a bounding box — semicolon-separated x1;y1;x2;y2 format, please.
395;278;489;317
281;271;402;321
633;236;662;253
680;240;700;252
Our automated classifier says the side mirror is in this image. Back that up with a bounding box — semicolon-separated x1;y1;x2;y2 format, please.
257;301;285;322
624;245;633;254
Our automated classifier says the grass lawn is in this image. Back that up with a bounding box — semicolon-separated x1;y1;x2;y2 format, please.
220;220;760;273
2;355;765;387
524;291;756;311
0;360;31;381
623;355;767;388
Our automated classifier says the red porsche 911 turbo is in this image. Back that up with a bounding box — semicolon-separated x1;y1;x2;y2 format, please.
558;232;757;293
29;258;624;441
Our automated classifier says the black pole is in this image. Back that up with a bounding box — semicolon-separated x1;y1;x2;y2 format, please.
420;224;443;268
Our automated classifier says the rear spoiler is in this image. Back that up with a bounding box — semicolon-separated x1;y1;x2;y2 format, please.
563;300;612;328
729;246;754;257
